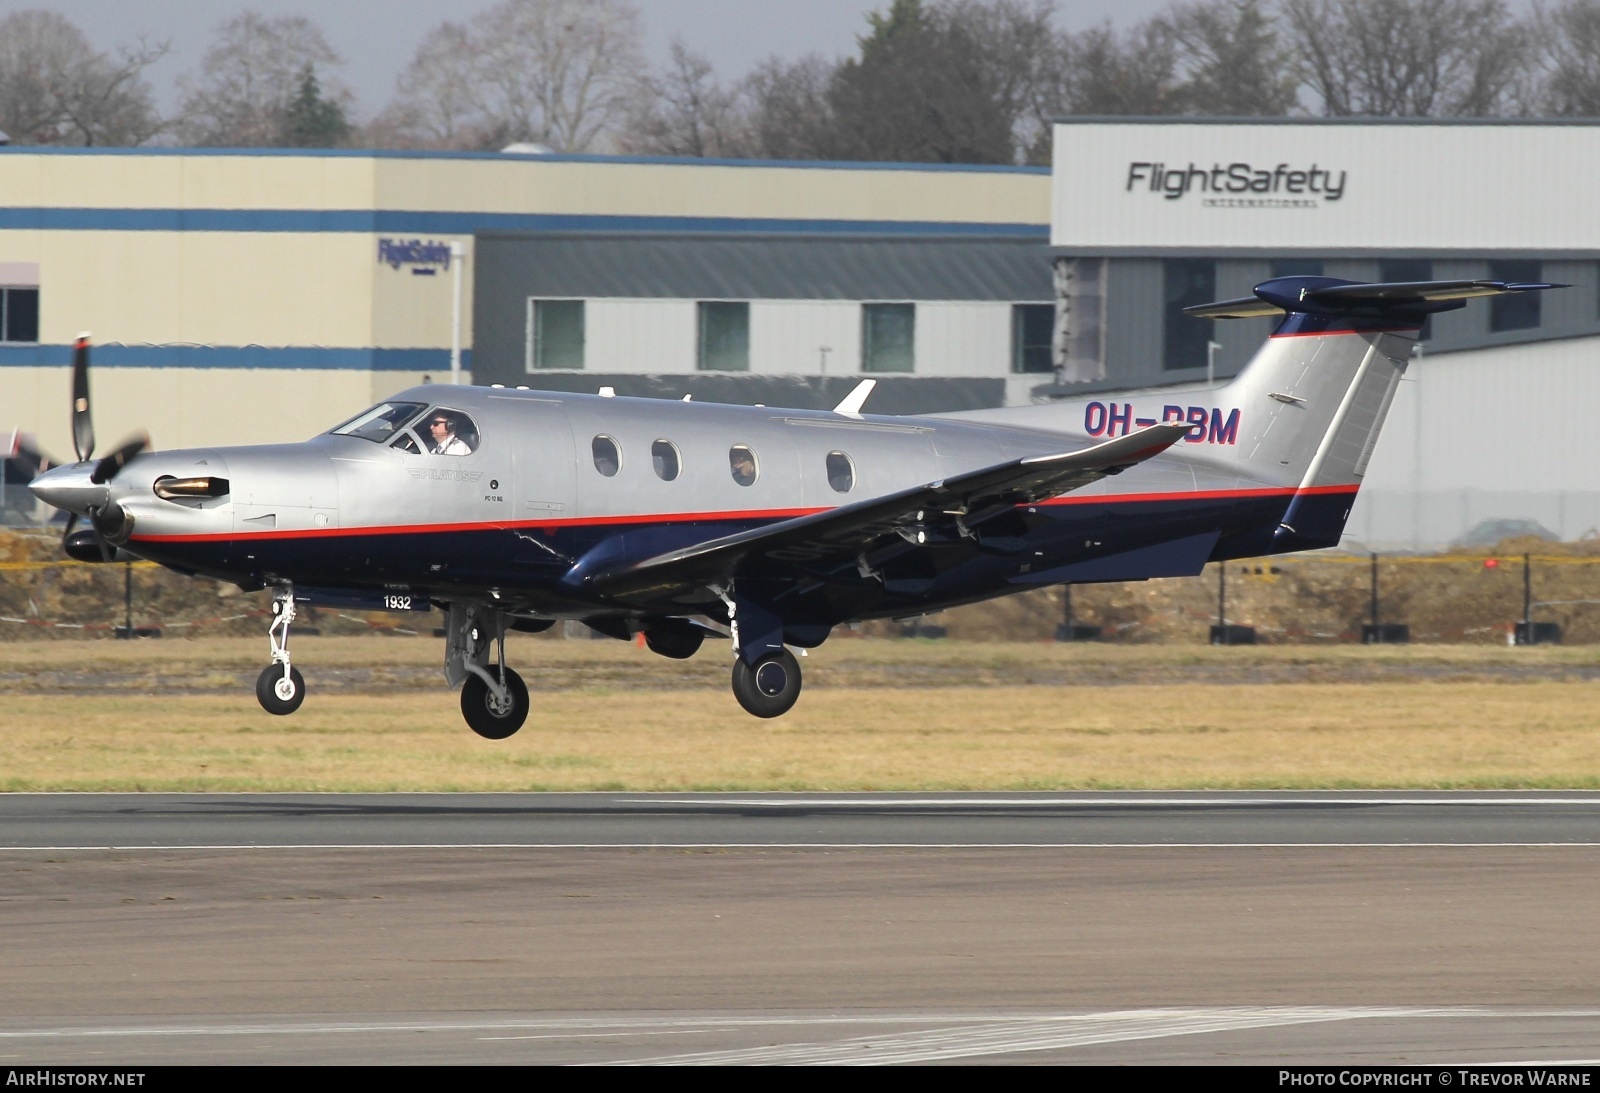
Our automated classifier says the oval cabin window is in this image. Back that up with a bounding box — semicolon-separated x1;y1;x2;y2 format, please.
652;439;681;481
728;445;758;487
592;435;621;477
826;451;854;493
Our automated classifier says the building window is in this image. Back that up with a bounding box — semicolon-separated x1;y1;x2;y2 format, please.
1379;259;1434;340
0;287;38;343
1489;260;1542;333
1163;259;1215;371
1012;304;1054;374
698;301;749;371
862;303;914;373
1270;259;1324;279
527;299;584;370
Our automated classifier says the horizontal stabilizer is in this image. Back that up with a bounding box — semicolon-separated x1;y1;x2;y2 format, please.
1185;276;1567;321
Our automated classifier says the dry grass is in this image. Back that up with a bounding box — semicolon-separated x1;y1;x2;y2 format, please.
2;637;1600;790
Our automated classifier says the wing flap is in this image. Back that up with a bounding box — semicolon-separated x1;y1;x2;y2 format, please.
586;422;1191;601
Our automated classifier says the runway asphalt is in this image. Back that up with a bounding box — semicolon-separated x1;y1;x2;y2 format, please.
3;792;1600;1065
6;789;1600;848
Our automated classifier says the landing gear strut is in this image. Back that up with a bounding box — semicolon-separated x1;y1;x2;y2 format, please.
719;585;803;718
444;603;531;739
256;586;306;715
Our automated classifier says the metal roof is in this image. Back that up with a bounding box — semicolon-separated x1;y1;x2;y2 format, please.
476;234;1054;301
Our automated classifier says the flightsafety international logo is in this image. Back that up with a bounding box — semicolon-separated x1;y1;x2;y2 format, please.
1126;161;1347;207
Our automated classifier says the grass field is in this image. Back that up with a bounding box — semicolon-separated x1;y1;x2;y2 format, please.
2;637;1599;791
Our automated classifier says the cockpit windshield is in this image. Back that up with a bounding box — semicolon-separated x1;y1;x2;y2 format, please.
328;402;427;443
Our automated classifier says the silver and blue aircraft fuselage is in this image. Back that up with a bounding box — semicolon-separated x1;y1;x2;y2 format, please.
28;275;1559;733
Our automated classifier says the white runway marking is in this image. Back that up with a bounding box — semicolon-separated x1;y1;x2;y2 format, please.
610;1008;1507;1066
5;842;1600;851
631;797;1600;807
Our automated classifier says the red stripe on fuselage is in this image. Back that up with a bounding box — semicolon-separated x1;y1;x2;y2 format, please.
1269;329;1420;338
128;483;1360;546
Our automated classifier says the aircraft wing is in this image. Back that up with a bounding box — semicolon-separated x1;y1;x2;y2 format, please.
587;422;1191;602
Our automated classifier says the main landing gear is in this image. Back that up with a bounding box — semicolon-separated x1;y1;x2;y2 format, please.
443;603;531;739
256;587;306;715
731;648;802;718
719;587;804;719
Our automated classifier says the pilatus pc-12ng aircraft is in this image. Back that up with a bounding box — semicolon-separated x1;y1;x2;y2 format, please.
28;276;1557;736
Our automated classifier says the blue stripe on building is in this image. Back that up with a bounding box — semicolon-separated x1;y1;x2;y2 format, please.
0;208;1047;237
0;344;470;371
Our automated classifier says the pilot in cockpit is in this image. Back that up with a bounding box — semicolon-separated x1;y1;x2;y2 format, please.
427;412;472;456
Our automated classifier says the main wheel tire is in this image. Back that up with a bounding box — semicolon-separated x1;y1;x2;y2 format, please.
255;664;306;716
731;649;802;718
461;666;530;739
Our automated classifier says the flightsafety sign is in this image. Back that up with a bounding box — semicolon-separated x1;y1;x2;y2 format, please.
1125;161;1347;204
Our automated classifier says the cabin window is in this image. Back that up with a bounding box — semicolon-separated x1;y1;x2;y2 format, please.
729;445;758;486
862;303;914;373
652;439;681;481
698;302;750;372
330;401;427;443
527;299;585;370
592;435;621;476
826;451;854;493
421;408;478;455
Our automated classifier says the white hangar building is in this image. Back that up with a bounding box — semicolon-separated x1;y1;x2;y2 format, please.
1048;118;1600;549
2;121;1597;548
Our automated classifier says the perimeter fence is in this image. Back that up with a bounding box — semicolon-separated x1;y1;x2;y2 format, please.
4;534;1600;644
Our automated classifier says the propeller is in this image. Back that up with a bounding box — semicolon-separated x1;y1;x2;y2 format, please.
27;334;153;562
71;333;93;463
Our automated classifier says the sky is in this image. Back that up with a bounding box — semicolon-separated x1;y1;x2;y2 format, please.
0;0;1178;121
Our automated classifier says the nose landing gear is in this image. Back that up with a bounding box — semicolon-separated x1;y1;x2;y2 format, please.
256;587;306;715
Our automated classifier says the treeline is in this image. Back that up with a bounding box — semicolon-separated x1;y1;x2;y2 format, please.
3;0;1599;164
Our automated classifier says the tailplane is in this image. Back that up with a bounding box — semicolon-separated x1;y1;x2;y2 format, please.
943;275;1563;551
1191;276;1561;549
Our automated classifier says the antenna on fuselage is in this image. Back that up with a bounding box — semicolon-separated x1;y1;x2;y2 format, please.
832;379;876;416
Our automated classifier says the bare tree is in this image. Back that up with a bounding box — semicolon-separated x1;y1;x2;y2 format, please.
1167;0;1299;115
0;10;165;146
378;0;644;153
1057;19;1186;116
1531;0;1600;115
1284;0;1530;116
618;40;752;158
177;12;349;147
369;22;488;149
740;54;837;160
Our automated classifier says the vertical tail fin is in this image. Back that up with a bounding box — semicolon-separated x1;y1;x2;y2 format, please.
1187;276;1562;550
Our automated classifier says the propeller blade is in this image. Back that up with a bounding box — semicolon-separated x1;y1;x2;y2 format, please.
70;334;93;463
61;510;78;542
90;432;150;485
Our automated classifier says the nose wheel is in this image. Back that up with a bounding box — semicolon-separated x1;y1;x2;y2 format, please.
731;649;802;718
461;666;529;739
256;664;306;715
256;587;307;716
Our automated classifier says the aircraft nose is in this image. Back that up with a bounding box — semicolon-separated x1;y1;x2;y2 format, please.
28;463;107;515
